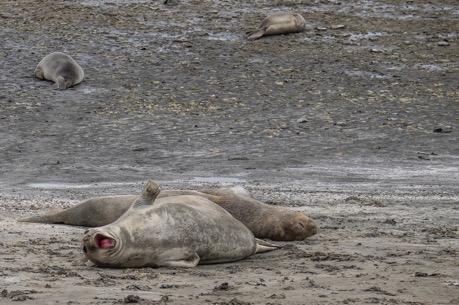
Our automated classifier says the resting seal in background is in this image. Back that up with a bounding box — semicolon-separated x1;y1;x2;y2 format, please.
248;13;306;40
35;52;84;89
20;186;317;241
82;180;279;268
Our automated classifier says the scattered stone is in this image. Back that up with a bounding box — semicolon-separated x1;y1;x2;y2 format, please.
383;219;397;225
414;272;440;277
316;26;327;31
433;127;452;133
132;147;147;152
268;293;286;299
215;298;251;305
159;284;177;289
214;282;230;291
296;117;308;123
437;41;449;46
363;286;396;296
315;263;340;272
370;48;385;53
125;284;151;291
344;196;385;207
124;294;140;303
418;155;431;161
331;24;345;30
228;156;249;161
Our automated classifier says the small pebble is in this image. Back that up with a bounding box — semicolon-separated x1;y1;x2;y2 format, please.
437;41;449;46
331;24;345;30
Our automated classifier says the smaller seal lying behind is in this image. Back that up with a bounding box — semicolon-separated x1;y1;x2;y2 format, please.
82;180;280;268
35;52;84;89
199;188;317;241
248;13;306;40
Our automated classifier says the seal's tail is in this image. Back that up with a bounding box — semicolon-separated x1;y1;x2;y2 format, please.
255;238;282;253
247;29;265;40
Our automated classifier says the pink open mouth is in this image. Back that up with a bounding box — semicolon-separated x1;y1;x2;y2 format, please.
95;234;116;249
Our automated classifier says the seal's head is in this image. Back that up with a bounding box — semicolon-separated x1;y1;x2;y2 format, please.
295;14;306;27
81;180;162;268
281;212;318;241
82;226;125;267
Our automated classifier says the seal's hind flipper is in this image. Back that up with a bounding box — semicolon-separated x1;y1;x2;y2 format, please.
134;180;161;207
248;29;266;40
255;238;282;253
18;208;64;224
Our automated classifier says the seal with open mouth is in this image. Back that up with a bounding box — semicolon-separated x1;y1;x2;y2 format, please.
82;180;279;268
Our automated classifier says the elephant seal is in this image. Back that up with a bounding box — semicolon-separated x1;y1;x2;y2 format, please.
20;187;317;241
199;188;317;241
35;52;84;89
82;180;279;268
248;13;306;40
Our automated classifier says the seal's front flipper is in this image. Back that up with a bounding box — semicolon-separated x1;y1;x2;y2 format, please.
55;76;67;90
162;252;200;268
255;239;282;254
248;29;266;40
71;256;94;267
35;66;44;79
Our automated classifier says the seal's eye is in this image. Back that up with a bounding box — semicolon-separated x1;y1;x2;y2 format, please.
95;234;116;249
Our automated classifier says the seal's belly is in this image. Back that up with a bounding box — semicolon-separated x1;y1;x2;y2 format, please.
137;202;257;264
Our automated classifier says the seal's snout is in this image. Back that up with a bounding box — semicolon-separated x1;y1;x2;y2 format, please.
283;213;318;240
300;217;318;237
309;222;318;235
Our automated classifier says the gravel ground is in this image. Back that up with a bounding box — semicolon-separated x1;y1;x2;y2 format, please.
0;0;458;304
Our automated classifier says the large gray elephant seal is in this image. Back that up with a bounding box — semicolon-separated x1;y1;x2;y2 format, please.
82;180;279;268
248;13;306;40
35;52;84;89
20;187;317;241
